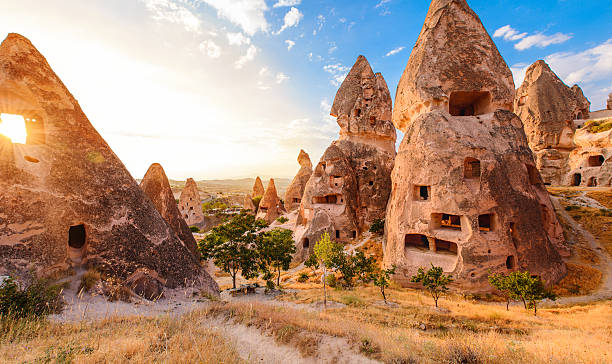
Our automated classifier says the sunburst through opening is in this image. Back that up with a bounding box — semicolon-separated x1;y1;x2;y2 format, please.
0;113;27;144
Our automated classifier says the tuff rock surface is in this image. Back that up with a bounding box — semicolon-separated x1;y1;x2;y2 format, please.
178;178;205;228
243;193;256;213
294;55;395;260
252;176;265;197
385;0;567;289
284;150;313;211
0;34;218;295
140;163;200;258
256;178;284;223
607;93;612;110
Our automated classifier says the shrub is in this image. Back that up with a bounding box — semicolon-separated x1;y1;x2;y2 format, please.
411;264;453;307
297;272;309;283
276;216;289;224
252;196;263;210
325;274;337;288
0;277;64;318
78;269;101;293
564;205;580;211
369;219;385;234
189;226;200;233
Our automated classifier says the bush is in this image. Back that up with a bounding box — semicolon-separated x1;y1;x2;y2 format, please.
78;269;101;293
276;216;289;224
103;277;131;302
325;274;337;288
0;277;64;318
189;226;200;233
564;205;580;211
369;219;385;234
297;272;309;283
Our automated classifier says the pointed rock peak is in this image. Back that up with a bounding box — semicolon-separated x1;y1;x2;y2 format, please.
185;178;198;189
142;163;167;181
297;149;312;169
253;176;265;197
331;55;375;118
393;0;514;132
0;33;38;54
260;178;280;208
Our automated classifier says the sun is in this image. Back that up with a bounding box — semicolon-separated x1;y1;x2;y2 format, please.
0;113;27;144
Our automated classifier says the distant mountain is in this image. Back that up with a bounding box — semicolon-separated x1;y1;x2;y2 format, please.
135;177;293;197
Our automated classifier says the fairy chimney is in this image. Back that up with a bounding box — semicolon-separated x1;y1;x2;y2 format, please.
140;163;200;257
252;176;265;197
284;150;313;211
178;178;205;228
294;55;396;260
256;178;283;223
243;193;256;213
0;34;217;295
384;0;567;290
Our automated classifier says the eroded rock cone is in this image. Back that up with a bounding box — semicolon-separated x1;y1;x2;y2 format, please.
514;60;591;185
140;163;200;258
243;193;256;213
252;176;265;198
385;0;567;289
256;178;283;223
178;178;205;228
284;150;313;211
0;33;218;296
294;55;395;261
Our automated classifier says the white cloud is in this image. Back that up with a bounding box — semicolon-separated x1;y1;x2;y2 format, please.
285;39;295;50
323;63;349;86
313;14;325;36
275;72;289;84
375;0;392;15
259;67;269;76
385;46;405;57
375;0;391;8
515;33;572;51
273;0;301;8
276;7;303;34
235;45;257;69
227;32;251;46
493;24;571;51
510;62;530;87
199;40;221;58
493;25;527;41
140;0;201;33
200;0;268;36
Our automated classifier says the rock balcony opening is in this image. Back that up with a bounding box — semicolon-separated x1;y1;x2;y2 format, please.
588;155;604;167
432;213;462;231
68;224;87;265
464;158;481;179
449;91;492;116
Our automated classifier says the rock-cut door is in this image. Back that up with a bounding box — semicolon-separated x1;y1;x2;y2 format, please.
68;224;87;266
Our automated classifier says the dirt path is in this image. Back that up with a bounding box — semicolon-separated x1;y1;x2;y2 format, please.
546;196;612;306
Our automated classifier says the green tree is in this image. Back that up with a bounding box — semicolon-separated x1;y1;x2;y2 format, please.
333;252;357;288
371;265;396;304
256;228;296;287
369;219;385;235
352;251;377;284
252;196;263;211
304;253;319;275
411;264;453;307
488;272;512;310
199;212;268;289
313;232;344;307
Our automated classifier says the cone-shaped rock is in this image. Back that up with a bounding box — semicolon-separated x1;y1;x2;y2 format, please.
0;34;218;295
385;2;567;289
178;178;205;228
140;163;200;258
256;178;283;223
284;150;313;211
243;193;256;213
252;176;265;197
294;56;395;260
393;0;515;132
514;60;594;185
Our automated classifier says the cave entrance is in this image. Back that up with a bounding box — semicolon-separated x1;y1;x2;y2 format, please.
449;91;491;116
588;155;604;167
405;234;429;250
506;255;516;269
572;173;582;186
68;224;87;265
464;158;481;179
435;239;458;254
432;213;462;231
302;238;309;249
588;177;598;187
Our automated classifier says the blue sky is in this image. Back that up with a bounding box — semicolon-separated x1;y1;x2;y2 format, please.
0;0;610;180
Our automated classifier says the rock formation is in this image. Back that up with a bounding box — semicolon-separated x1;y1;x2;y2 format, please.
243;193;256;212
566;124;612;187
294;55;396;260
514;60;592;185
256;178;284;223
252;176;265;197
607;93;612;110
0;34;218;295
284;150;313;211
140;163;200;258
178;178;205;228
384;0;567;289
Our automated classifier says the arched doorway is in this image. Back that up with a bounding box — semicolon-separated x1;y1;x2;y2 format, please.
68;224;87;266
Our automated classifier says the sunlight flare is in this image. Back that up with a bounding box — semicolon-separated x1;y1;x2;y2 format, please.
0;113;27;144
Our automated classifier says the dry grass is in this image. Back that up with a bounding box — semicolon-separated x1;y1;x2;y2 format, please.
0;311;244;363
563;203;612;256
553;263;602;296
356;239;383;264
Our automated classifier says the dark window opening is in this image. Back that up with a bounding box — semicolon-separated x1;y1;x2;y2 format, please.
415;185;430;201
68;225;86;249
478;214;493;231
526;165;541;185
506;255;516;269
369;116;376;125
572;173;582;186
185;215;188;219
588;177;598;187
449;91;491;116
576;112;583;120
588;155;605;167
356;109;361;117
433;213;462;231
335;230;340;239
313;194;339;204
518;95;527;106
368;181;373;186
405;234;429;250
435;239;458;254
363;166;368;170
352;231;357;239
303;238;310;249
464;158;481;179
293;198;300;203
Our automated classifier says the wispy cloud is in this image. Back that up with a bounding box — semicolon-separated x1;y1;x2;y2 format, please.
385;46;405;57
275;72;289;84
276;7;303;34
226;32;251;46
140;0;201;33
493;24;571;51
323;63;349;86
375;0;392;15
199;40;221;58
313;14;325;36
285;39;295;50
235;45;257;68
200;0;269;36
273;0;301;7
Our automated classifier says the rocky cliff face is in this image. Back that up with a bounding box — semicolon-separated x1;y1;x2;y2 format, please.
0;34;218;295
284;150;313;211
140;163;200;258
178;178;205;228
294;55;395;261
385;0;567;289
607;93;612;110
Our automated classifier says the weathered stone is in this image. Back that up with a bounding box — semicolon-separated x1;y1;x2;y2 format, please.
284;150;313;211
0;34;218;296
393;0;515;132
385;1;567;290
294;56;395;261
243;193;256;213
256;178;283;223
178;178;205;228
140;163;200;258
607;93;612;110
566;127;612;187
125;268;165;300
252;176;265;197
